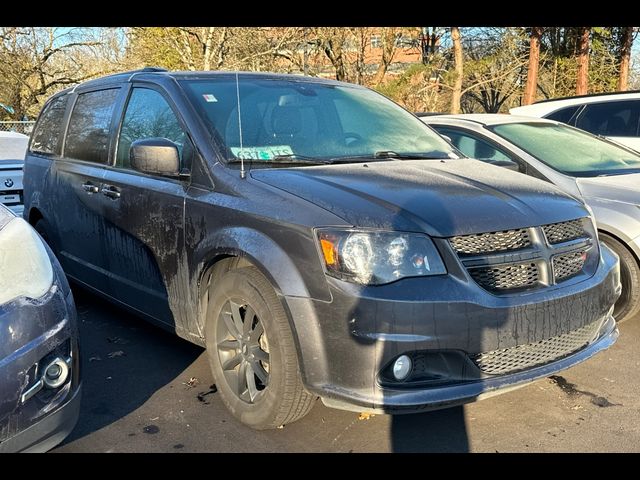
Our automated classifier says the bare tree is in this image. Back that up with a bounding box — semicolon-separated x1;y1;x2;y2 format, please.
349;27;373;84
576;27;591;95
313;28;350;81
0;27;109;119
450;27;463;113
523;27;543;105
617;27;635;91
371;27;400;85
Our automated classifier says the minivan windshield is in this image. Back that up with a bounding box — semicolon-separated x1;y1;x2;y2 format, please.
491;122;640;177
180;76;457;164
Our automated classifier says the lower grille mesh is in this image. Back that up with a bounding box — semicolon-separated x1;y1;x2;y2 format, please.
469;263;539;291
553;250;586;281
470;321;600;375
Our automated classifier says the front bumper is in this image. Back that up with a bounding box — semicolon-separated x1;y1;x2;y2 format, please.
284;243;621;413
0;260;80;452
7;203;24;217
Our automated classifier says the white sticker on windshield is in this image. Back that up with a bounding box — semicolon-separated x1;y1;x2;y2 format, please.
202;94;217;102
231;145;294;160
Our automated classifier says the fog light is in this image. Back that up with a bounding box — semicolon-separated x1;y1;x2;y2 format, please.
393;355;412;381
42;357;69;389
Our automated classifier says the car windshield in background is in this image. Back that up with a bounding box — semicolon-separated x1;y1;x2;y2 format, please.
180;77;456;164
491;122;640;177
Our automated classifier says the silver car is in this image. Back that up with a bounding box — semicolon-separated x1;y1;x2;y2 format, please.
0;131;28;216
421;113;640;322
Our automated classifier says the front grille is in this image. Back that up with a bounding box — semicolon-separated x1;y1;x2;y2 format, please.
451;218;592;294
469;263;539;291
553;250;586;281
450;228;530;256
542;219;585;245
470;320;601;375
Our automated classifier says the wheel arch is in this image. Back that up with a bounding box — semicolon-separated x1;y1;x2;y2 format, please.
598;228;640;266
192;227;315;359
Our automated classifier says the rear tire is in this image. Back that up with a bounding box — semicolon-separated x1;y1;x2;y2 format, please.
204;266;315;429
600;233;640;323
33;218;51;246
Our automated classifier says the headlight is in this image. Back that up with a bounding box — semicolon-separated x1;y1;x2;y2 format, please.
0;217;54;305
316;228;446;285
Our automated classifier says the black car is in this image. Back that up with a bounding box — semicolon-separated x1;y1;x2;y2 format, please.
23;68;620;429
0;205;80;452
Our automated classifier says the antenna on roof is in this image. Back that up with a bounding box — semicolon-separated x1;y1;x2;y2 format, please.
235;72;246;180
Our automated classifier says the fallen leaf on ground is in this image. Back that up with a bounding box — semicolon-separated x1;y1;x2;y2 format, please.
358;412;375;420
89;356;102;362
107;350;125;358
183;377;199;388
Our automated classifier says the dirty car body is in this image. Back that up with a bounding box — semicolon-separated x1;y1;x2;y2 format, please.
22;70;620;425
0;205;80;452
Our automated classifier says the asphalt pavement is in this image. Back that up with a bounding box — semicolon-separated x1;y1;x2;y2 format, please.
53;287;640;452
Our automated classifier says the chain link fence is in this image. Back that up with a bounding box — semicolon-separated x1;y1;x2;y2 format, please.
0;121;36;136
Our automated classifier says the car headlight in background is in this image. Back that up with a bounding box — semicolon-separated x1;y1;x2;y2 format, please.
0;217;53;305
316;228;446;285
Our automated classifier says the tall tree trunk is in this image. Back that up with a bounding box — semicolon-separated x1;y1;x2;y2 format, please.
523;27;543;105
450;27;463;114
576;27;590;95
617;27;634;91
372;28;398;86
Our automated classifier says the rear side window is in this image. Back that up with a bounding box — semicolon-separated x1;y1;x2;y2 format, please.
575;100;640;137
545;105;581;125
116;88;186;168
65;89;119;163
30;95;69;155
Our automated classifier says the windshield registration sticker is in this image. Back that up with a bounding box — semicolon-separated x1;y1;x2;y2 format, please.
231;145;294;160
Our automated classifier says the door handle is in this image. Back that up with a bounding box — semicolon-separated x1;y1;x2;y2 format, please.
101;185;121;199
81;182;99;194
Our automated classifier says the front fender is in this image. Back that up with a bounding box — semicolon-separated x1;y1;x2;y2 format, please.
193;226;314;299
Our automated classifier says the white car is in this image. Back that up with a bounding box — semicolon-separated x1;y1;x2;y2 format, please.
421;113;640;322
0;131;28;216
510;91;640;153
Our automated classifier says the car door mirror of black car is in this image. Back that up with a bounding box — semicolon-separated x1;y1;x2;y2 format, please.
130;138;183;178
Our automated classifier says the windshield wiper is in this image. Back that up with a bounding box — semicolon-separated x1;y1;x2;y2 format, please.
228;154;331;165
373;150;452;160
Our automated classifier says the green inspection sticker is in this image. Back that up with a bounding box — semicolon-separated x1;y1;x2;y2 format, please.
231;145;294;160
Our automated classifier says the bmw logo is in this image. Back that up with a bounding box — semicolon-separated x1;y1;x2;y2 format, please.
4;178;13;188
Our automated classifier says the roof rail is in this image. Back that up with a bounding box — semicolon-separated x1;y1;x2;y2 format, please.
139;67;169;72
534;89;640;104
70;67;169;92
128;67;168;81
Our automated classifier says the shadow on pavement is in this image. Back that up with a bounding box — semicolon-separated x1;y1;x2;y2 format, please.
60;286;202;445
390;406;469;452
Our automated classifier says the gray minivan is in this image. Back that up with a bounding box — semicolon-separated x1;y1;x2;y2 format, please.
23;68;621;429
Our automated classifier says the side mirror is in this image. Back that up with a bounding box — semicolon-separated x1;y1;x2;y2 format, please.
130;138;180;177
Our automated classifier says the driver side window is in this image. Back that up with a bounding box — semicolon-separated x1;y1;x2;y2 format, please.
116;88;186;169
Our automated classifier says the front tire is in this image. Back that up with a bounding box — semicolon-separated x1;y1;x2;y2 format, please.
600;233;640;323
204;267;315;429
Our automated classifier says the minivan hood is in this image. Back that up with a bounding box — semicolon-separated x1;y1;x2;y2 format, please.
576;173;640;207
250;159;588;237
